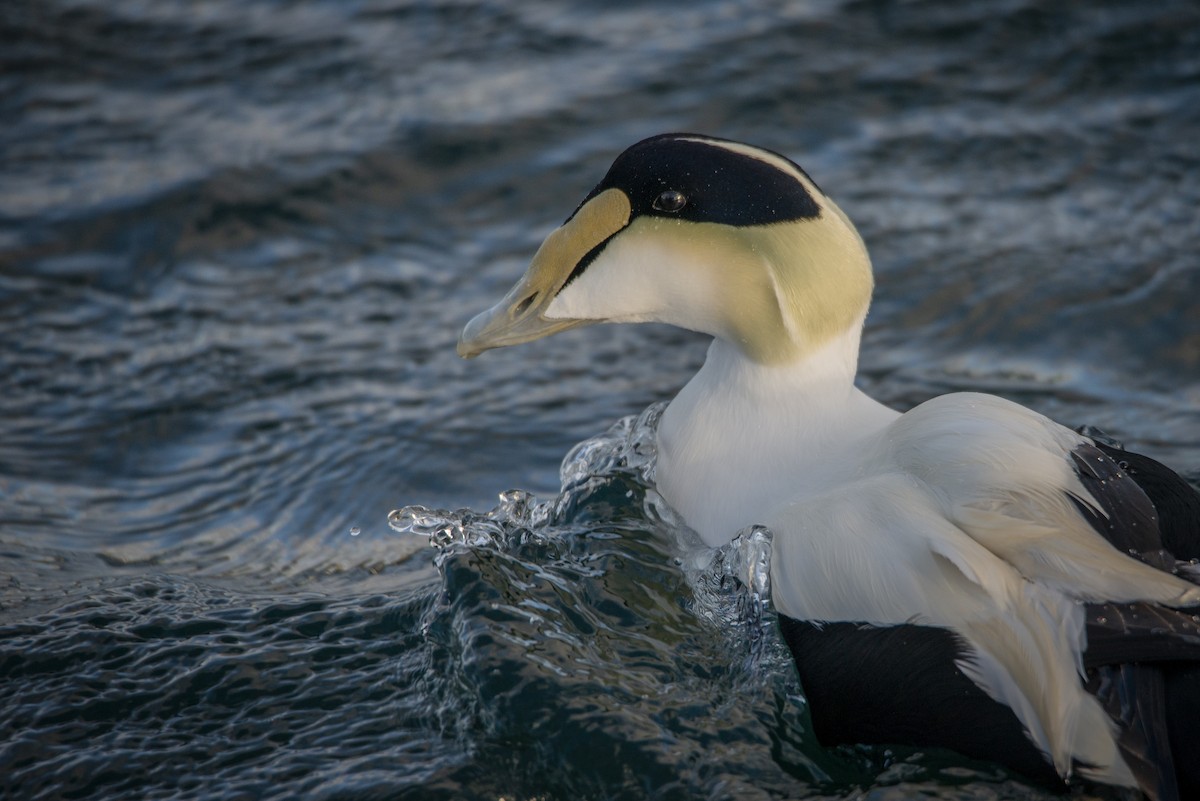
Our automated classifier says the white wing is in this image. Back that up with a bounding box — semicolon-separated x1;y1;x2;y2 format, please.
765;393;1200;784
889;392;1200;606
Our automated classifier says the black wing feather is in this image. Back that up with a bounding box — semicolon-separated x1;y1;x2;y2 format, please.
1070;442;1174;570
1082;601;1200;801
1084;602;1200;668
1086;663;1176;801
1093;443;1200;561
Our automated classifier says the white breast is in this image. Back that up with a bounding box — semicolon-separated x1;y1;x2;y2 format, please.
655;335;898;546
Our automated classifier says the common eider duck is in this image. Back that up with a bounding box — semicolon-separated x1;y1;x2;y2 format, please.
457;133;1200;800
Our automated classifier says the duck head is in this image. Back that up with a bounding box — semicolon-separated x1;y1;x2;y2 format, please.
458;133;874;365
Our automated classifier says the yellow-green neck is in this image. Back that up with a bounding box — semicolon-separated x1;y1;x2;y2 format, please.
700;203;874;365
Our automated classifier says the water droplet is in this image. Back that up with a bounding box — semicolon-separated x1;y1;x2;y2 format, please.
722;524;774;599
349;527;361;537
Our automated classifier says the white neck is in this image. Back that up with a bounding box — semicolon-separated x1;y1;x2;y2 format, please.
655;326;899;546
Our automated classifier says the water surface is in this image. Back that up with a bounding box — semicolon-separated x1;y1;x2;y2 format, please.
2;1;1199;798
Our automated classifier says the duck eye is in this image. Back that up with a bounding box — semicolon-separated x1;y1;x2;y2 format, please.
653;189;687;213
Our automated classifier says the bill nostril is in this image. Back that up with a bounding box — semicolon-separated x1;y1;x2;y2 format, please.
514;293;538;316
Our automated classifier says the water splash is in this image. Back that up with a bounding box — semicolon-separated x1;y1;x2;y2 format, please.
378;404;827;798
388;401;673;552
389;402;786;694
558;401;666;492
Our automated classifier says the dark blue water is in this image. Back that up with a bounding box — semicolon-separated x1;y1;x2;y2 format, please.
3;1;1199;798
